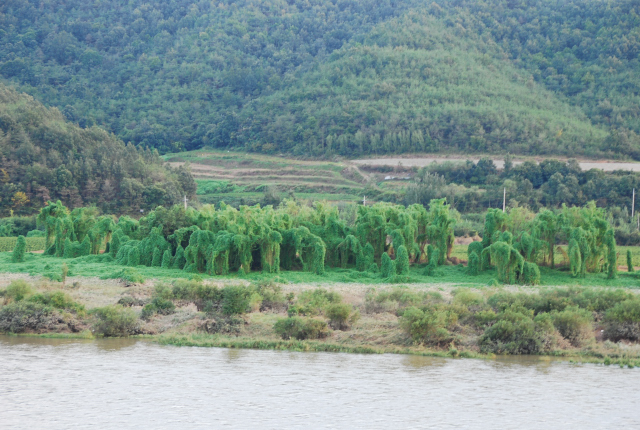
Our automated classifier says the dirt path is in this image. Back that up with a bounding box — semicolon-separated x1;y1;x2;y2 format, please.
352;156;640;172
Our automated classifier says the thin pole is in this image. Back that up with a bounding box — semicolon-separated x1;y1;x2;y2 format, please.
633;188;636;218
502;188;506;212
184;195;187;210
363;196;366;206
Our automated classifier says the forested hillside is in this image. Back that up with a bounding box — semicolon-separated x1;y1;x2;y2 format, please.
0;83;196;215
0;0;638;158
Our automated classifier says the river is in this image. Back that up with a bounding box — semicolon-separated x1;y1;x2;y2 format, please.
0;336;638;429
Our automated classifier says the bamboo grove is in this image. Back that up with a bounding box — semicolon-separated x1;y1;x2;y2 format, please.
28;198;619;284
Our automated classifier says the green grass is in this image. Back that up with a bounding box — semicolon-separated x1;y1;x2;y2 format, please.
2;247;639;289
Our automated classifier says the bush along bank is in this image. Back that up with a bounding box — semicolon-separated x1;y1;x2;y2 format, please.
3;278;640;366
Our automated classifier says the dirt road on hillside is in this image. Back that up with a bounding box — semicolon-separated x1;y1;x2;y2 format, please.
352;157;640;172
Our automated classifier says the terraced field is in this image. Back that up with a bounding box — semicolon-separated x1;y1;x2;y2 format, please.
166;150;375;206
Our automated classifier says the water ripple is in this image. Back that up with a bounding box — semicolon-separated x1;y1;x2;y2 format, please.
0;336;638;429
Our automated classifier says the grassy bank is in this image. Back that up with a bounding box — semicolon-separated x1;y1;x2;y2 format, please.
1;271;640;367
2;248;640;289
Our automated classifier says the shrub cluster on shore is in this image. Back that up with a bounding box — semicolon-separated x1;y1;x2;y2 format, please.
2;278;640;362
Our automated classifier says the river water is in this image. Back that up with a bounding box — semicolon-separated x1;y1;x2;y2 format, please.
1;336;638;429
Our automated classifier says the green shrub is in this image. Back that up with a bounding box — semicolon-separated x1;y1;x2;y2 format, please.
92;305;139;336
479;306;550;354
172;245;186;269
395;245;410;276
161;249;173;268
221;285;250;315
467;251;480;275
151;247;162;267
467;241;484;266
11;235;26;263
102;268;145;284
628;250;634;273
367;262;379;273
296;288;342;316
254;281;286;311
520;262;540;285
200;314;244;334
452;289;484;306
326;303;354;330
154;283;174;300
27;230;45;237
127;246;141;266
273;316;330;340
117;296;145;307
171;279;202;301
28;291;85;314
551;307;594;347
603;299;640;341
364;287;442;314
0;301;56;333
400;305;459;346
424;247;440;276
4;279;32;301
380;252;395;278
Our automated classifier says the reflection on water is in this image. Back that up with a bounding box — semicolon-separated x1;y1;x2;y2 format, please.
0;335;639;429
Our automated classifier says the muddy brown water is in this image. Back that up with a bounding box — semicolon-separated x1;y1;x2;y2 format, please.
1;336;638;429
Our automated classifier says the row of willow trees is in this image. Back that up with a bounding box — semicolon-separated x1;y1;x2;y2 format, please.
467;203;618;284
34;199;618;284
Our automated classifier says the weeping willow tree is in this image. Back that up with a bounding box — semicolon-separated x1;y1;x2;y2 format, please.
356;206;387;262
604;229;617;279
533;209;558;268
63;236;91;258
515;232;544;263
27;198;621;286
37;200;69;253
337;234;361;269
482;241;524;284
54;216;74;257
184;229;216;273
481;209;508;250
281;227;326;275
260;230;282;273
568;228;590;278
88;216;115;255
425;198;455;265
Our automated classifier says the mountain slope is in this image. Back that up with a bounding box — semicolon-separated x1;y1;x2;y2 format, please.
0;83;195;215
240;12;606;157
0;0;638;157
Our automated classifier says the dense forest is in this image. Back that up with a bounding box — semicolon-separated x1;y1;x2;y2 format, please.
1;0;639;158
0;83;196;215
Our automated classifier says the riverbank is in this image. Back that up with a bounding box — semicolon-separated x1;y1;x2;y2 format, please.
2;273;640;367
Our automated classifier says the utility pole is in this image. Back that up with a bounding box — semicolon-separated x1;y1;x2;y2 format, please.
363;196;366;206
633;188;636;218
184;195;188;210
502;188;506;213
